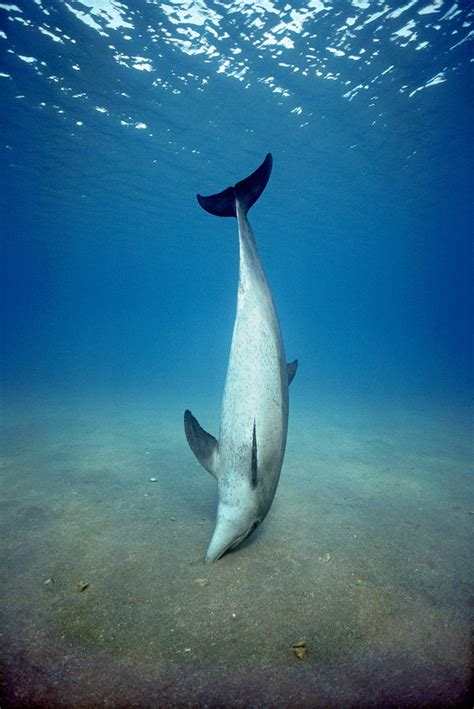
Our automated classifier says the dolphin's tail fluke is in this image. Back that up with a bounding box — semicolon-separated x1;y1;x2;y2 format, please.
197;153;272;218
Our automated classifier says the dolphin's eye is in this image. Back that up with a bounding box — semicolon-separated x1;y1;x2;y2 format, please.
249;520;260;534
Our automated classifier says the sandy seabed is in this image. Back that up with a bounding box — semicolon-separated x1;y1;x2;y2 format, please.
1;391;472;707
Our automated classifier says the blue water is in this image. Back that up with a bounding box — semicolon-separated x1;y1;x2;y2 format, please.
1;0;472;409
0;1;473;705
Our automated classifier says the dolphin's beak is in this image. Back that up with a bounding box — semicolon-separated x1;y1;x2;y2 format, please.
205;543;229;563
205;522;242;562
205;515;259;562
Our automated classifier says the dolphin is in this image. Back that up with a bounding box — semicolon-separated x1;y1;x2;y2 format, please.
184;153;297;562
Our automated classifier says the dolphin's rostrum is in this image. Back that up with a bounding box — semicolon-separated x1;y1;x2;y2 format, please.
185;153;297;562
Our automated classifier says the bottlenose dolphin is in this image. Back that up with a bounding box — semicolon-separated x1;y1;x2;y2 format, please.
184;153;297;562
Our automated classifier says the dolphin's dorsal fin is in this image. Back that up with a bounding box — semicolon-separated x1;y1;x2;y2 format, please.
184;410;219;478
251;420;258;488
197;153;273;218
287;359;298;385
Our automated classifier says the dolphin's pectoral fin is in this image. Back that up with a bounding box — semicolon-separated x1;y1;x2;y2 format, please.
251;420;258;488
184;410;219;478
287;359;298;385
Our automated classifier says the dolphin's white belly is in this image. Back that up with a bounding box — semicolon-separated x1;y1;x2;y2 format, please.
219;267;288;508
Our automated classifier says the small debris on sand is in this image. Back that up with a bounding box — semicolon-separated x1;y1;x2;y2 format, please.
149;477;157;482
193;578;209;587
76;581;90;593
291;640;309;660
44;578;53;586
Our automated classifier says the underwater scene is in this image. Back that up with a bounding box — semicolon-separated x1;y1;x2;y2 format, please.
1;0;473;706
